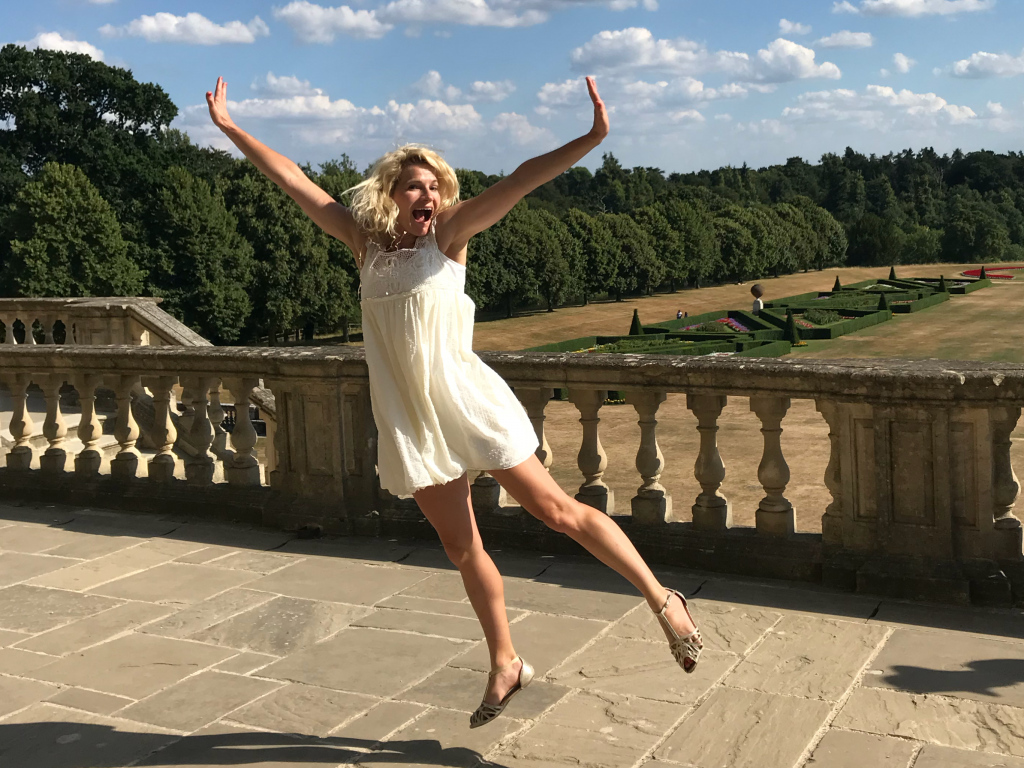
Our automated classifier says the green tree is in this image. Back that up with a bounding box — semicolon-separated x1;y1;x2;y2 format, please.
633;205;686;291
564;209;619;304
150;167;253;342
2;162;142;297
600;212;664;300
661;198;721;287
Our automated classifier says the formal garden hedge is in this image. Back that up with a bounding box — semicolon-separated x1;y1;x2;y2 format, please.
524;267;993;363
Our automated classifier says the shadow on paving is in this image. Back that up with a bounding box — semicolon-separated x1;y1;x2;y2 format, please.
0;721;513;768
884;659;1024;698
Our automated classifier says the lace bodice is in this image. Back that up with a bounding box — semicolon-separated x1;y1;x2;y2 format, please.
359;230;465;301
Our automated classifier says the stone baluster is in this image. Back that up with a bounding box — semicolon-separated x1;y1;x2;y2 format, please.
144;376;178;482
2;317;18;345
991;406;1022;531
183;376;217;485
209;385;233;463
815;399;843;546
64;318;76;345
568;389;614;514
39;375;68;473
74;374;104;475
42;317;56;345
625;390;672;524
515;388;554;470
471;471;502;515
223;378;261;486
108;374;141;480
687;394;730;530
5;373;36;470
751;396;796;537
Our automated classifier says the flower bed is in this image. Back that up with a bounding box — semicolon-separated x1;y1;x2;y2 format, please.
962;266;1024;280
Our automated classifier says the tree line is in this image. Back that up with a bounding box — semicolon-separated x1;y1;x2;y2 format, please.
0;46;1009;344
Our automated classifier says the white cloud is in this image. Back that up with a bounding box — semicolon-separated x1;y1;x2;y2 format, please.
252;72;324;97
782;84;977;129
987;101;1005;115
536;74;748;118
893;52;916;73
834;0;993;16
570;27;750;76
779;19;812;35
375;0;547;28
17;32;104;60
714;113;733;121
880;68;891;77
951;50;1024;78
490;112;556;145
414;71;516;103
100;13;269;44
569;29;840;83
753;38;842;83
815;31;874;48
272;2;392;42
467;79;517;102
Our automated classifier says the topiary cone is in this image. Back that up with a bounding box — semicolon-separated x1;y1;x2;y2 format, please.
784;309;802;344
888;266;897;280
980;265;988;280
938;275;948;292
832;276;842;292
629;308;643;336
877;291;890;311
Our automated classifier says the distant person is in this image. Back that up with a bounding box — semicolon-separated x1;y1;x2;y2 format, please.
751;283;765;314
676;309;683;319
206;74;701;730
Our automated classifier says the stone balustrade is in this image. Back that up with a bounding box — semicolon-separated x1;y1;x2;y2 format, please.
0;297;211;347
0;344;1021;606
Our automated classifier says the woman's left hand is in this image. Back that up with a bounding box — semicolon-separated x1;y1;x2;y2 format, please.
586;76;609;141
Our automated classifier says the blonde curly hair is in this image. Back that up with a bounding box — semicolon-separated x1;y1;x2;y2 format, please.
345;144;460;245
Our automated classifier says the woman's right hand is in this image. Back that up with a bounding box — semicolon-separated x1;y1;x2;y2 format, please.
206;76;236;133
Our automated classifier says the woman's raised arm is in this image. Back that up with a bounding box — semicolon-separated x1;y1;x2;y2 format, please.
206;77;364;256
439;76;609;252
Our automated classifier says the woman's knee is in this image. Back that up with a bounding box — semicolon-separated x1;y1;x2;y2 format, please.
439;532;480;568
533;494;586;535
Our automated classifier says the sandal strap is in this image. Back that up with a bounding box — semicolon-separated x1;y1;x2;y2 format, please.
487;655;521;679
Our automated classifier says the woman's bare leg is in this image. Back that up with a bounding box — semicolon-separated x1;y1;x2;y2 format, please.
489;455;696;641
412;474;522;705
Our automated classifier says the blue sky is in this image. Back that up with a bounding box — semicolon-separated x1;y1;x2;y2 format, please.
6;0;1024;174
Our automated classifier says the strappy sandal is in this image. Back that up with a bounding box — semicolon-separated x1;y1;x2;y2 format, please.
655;589;703;673
469;655;534;729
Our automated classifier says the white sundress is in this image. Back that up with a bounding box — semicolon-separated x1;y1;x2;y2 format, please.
359;226;540;496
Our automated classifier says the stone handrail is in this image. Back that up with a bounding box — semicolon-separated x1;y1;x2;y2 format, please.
0;297;211;347
0;344;1020;606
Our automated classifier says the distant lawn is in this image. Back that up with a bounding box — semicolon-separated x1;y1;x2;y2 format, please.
786;280;1024;363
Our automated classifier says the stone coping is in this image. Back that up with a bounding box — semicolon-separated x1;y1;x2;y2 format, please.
2;346;1024;405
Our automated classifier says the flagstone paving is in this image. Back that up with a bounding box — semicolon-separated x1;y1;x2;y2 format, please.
0;502;1022;768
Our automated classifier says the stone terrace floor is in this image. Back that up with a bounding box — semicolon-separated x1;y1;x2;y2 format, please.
1;504;1023;768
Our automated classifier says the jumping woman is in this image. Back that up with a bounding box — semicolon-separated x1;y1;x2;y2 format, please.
206;75;702;728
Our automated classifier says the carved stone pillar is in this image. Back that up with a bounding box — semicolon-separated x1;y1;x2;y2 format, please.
223;378;261;486
5;373;35;470
687;394;730;530
182;376;217;486
143;376;178;482
42;318;56;344
568;389;614;515
0;317;15;345
39;375;68;474
108;374;141;480
751;396;795;537
209;386;232;463
815;399;844;547
516;387;554;470
625;390;671;524
24;320;37;345
471;471;502;515
74;374;104;475
991;406;1022;531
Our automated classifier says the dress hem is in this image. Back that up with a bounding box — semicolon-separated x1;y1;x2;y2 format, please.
388;443;539;498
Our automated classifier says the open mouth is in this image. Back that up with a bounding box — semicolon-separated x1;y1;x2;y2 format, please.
412;208;433;223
